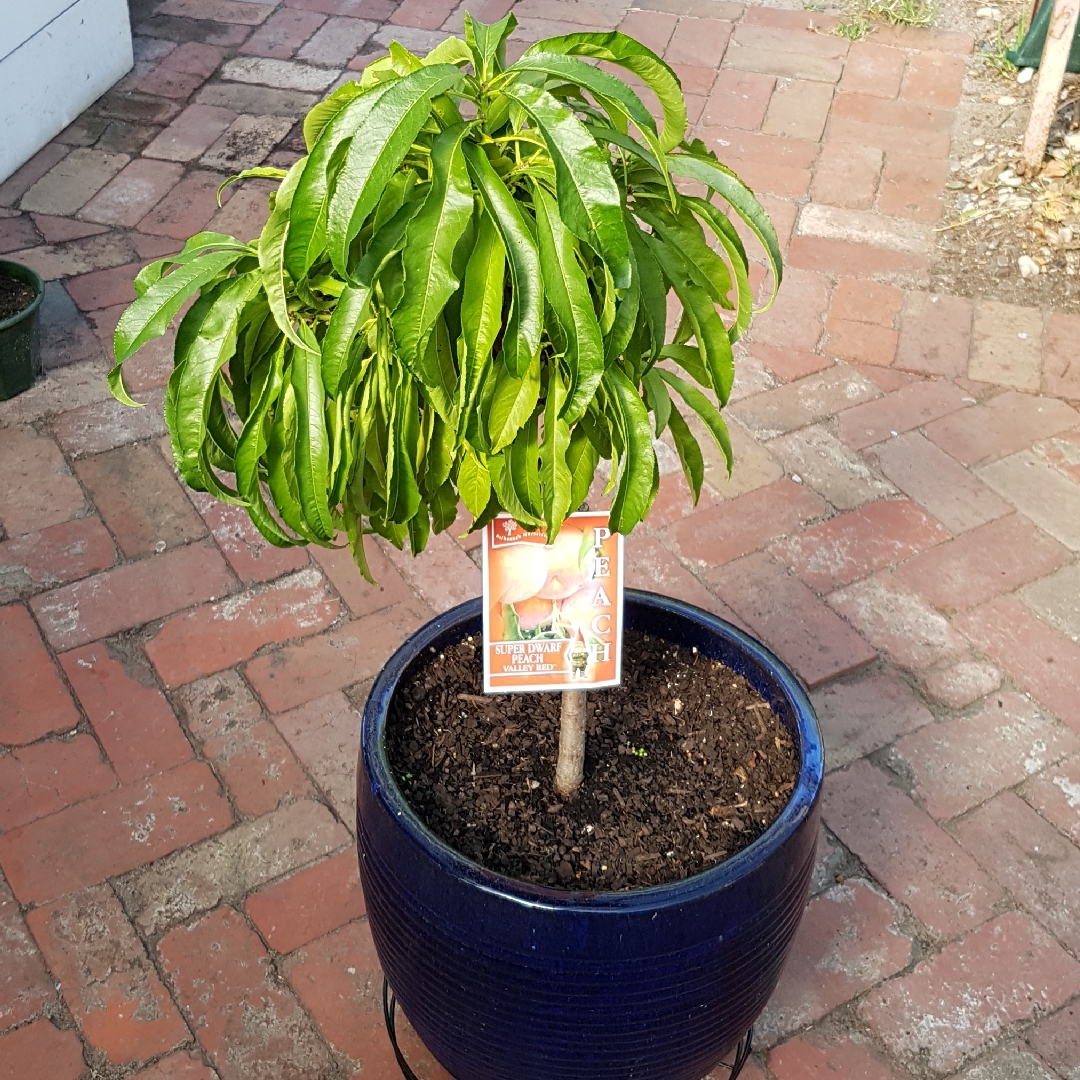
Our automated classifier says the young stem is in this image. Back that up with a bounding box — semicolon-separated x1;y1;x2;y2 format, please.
555;690;587;799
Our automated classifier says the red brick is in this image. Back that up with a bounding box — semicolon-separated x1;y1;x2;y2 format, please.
187;491;309;584
894;291;972;377
0;605;79;747
860;912;1080;1074
245;599;430;713
700;124;819;170
379;531;479;614
75;444;206;557
824;760;1004;937
900;49;966;109
133;66;207;101
162;42;226;78
0;517;116;601
839;40;907;98
809;140;883;210
1042;311;1080;401
29;213;109;244
27;886;188;1065
756;879;912;1046
830;110;953;157
894;691;1080;819
878;153;949;223
0;143;71;209
1029;1004;1080;1080
921;658;1002;709
157;0;274;22
147;566;338;688
897;514;1070;613
137;170;231;240
713;150;810;198
284;0;398;16
742;5;839;29
0;1019;86;1080
745;267;830;352
831;277;904;326
667;62;718;97
827;569;969;671
60;644;193;783
925;391;1080;469
0;736;116;833
733;19;847;59
772;498;948;592
787;235;929;282
63;261;141;312
391;0;458;28
663;480;827;567
769;1032;907;1079
205;177;276;241
746;344;832;383
623;534;744;626
763;79;834;141
130;1051;217;1080
825;318;898;367
855;364;919;393
833;91;952;132
242;9;327;58
957;596;1080;733
0;215;41;255
49;388;169;459
0;426;84;537
271;690;361;823
0;877;54;1033
663;15;733;67
312;537;414;618
1023;753;1080;845
871;23;974;53
159;906;331;1080
951;792;1080;956
284;918;451;1078
175;670;312;815
708;552;876;686
838;380;971;451
246;850;365;954
31;541;235;652
810;666;933;771
144;105;237;163
78;160;184;228
866;432;1010;534
618;10;678;56
0;761;230;904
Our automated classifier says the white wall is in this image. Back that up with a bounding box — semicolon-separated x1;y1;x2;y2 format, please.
0;0;134;184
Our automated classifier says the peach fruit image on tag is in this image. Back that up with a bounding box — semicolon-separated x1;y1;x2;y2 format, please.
482;512;624;693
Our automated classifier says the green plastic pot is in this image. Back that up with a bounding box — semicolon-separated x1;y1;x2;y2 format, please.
1007;0;1080;72
0;260;43;400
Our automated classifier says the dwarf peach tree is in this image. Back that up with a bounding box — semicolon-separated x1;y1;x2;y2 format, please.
108;11;780;796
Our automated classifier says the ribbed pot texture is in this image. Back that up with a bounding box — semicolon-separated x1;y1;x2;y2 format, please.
357;590;824;1080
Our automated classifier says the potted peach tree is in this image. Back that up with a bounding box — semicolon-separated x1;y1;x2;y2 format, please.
108;14;822;1080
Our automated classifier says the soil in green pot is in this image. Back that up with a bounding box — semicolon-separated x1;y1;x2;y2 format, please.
0;271;36;321
386;629;799;892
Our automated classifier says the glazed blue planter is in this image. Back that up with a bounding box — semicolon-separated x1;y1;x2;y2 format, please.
358;590;823;1080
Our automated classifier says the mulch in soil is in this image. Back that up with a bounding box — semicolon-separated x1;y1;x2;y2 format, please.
0;270;35;322
386;629;799;892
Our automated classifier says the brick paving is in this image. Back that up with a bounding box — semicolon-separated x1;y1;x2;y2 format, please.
1;0;1079;1077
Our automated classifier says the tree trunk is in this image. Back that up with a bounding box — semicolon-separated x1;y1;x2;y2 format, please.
555;690;587;798
1021;0;1080;173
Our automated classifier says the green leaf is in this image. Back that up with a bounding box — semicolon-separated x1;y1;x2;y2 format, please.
665;152;783;310
531;185;603;426
462;140;542;378
655;366;733;475
541;364;573;540
459;211;506;427
685;194;752;343
626;218;666;358
642;367;671;436
291;325;335;540
659;343;710;388
523;31;686;152
566;424;600;513
487;353;541;453
465;11;517;79
423;36;474;67
458;447;492;518
665;402;704;503
393;123;474;368
414;314;459;425
304;81;364;151
508;412;542;519
172;273;262;491
266;377;320;541
489;448;543;528
636;203;732;309
321;283;372;397
326;65;464;277
113;249;244;365
603;364;656;533
501;79;630;289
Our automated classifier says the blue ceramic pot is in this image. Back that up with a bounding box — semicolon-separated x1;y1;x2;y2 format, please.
358;590;823;1080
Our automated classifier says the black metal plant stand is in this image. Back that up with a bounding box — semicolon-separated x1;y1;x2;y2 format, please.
382;978;755;1080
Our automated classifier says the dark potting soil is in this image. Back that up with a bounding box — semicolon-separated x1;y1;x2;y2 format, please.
0;271;35;322
386;630;799;891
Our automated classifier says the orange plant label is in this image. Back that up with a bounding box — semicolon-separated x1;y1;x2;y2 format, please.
482;512;624;694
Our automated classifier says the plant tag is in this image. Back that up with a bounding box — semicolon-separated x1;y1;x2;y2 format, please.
482;512;623;693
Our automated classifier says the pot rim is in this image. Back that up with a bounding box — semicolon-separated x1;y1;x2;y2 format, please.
0;260;44;333
361;588;824;914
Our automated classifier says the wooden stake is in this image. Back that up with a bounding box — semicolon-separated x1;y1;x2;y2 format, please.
554;690;587;798
1021;0;1080;173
